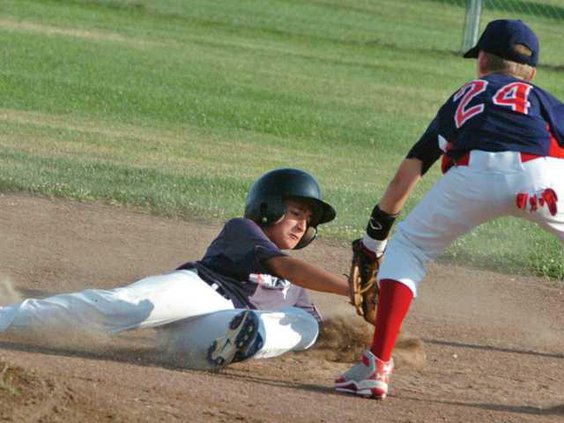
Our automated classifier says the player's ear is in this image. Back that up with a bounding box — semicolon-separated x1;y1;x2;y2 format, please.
527;67;536;81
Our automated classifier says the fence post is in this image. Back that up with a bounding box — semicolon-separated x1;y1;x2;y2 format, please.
461;0;482;53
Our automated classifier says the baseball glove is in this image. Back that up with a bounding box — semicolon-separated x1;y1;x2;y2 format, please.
349;239;380;325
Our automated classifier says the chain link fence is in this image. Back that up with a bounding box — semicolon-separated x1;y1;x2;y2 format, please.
462;0;564;69
367;1;563;70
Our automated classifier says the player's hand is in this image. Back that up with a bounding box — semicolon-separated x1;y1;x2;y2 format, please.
348;239;382;325
352;239;380;282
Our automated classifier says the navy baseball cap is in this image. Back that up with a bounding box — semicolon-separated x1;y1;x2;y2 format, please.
463;19;539;66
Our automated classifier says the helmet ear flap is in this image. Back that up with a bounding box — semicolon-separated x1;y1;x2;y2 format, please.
294;226;317;249
266;197;286;226
259;201;269;225
246;197;285;226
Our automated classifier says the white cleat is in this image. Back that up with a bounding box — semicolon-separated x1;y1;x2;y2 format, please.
335;349;393;399
207;310;264;368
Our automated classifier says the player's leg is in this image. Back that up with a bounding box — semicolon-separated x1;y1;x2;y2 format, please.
155;306;319;370
0;270;233;335
114;270;234;331
253;306;319;357
337;159;510;398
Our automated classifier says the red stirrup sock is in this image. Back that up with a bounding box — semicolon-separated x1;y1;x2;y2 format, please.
370;279;414;361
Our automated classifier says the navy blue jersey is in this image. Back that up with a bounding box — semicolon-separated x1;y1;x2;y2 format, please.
408;73;564;174
198;217;284;280
177;218;321;320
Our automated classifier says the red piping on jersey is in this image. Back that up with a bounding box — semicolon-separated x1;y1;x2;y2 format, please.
547;123;564;159
444;123;564;173
453;151;541;167
455;153;470;166
440;140;458;173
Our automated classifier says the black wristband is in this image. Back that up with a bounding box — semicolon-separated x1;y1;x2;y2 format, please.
366;205;398;240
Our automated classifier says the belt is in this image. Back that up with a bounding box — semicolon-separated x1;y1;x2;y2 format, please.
454;151;543;166
204;279;231;300
181;263;232;301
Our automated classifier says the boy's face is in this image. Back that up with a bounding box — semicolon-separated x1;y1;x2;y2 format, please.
263;198;313;250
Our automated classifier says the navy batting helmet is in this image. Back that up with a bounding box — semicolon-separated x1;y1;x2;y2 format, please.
244;168;336;249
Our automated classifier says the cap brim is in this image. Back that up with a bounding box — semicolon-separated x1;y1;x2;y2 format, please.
463;46;479;58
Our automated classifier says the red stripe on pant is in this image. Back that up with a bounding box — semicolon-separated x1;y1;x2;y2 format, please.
371;279;414;361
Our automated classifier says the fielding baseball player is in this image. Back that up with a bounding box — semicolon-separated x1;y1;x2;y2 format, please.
0;168;349;369
336;19;564;399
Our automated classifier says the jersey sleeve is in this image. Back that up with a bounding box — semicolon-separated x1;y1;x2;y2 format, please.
541;98;564;146
233;219;288;266
202;218;286;279
406;115;444;175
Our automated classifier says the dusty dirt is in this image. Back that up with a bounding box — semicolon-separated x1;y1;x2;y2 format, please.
0;193;563;422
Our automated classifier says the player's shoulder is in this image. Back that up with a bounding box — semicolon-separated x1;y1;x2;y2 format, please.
475;73;531;91
224;217;245;225
528;82;563;105
222;217;264;238
224;217;258;228
482;73;553;94
452;74;560;104
460;73;527;88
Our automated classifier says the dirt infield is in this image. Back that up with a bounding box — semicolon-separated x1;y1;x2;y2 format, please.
1;193;563;422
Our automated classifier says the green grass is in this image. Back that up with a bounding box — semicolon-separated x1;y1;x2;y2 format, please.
1;0;563;278
0;363;20;396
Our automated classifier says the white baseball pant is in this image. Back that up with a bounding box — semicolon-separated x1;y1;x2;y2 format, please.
378;151;564;296
0;270;319;368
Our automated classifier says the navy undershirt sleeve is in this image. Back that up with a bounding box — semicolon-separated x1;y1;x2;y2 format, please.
406;116;443;175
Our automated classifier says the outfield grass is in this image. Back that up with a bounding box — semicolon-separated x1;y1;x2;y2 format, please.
1;0;562;278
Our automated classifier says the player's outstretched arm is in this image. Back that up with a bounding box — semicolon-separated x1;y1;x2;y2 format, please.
378;158;423;215
264;255;349;297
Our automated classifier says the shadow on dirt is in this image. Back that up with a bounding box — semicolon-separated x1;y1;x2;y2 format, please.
424;338;564;359
0;339;337;396
404;395;564;416
210;370;334;394
0;336;183;371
